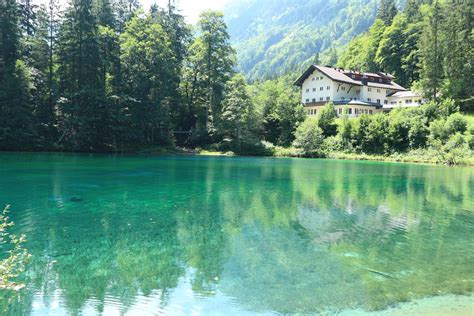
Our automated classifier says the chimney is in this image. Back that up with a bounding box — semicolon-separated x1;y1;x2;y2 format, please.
361;76;368;86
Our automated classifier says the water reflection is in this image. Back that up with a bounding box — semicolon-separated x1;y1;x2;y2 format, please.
0;154;473;314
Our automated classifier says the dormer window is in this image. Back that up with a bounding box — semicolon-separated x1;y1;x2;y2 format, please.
379;78;382;83
352;75;355;79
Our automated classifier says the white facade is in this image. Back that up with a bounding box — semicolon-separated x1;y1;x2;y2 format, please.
296;65;423;117
301;69;401;106
301;70;337;104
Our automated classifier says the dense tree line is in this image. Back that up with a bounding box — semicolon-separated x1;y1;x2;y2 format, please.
0;0;279;152
289;100;473;165
338;0;473;111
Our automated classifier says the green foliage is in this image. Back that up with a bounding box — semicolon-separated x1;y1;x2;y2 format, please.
429;133;470;166
293;117;324;154
220;74;259;152
249;75;305;146
377;0;398;25
316;102;338;137
225;0;384;81
0;205;30;290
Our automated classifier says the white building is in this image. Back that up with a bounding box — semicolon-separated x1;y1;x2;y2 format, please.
295;65;424;117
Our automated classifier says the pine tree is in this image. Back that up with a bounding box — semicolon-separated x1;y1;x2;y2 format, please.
120;13;178;145
0;0;35;150
442;1;473;111
419;1;443;100
220;74;258;151
377;0;398;26
56;0;110;151
197;10;236;138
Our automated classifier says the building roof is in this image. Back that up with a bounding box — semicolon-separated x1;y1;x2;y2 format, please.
294;65;407;91
333;100;383;109
387;90;422;98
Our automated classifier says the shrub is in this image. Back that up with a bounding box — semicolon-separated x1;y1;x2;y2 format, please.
322;135;344;152
0;205;30;290
430;133;470;166
445;113;468;135
293;116;324;154
316;102;337;137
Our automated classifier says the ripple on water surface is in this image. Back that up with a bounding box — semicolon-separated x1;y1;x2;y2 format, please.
0;154;473;315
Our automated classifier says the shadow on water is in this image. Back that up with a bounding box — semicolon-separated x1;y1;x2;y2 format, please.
0;154;473;314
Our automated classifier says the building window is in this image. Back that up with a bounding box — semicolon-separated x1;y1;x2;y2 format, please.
377;89;380;93
352;74;355;79
356;89;360;93
355;109;358;115
320;76;323;80
384;100;388;104
326;97;330;101
368;88;372;92
341;86;346;91
313;88;316;91
348;108;352;114
327;86;330;90
368;98;372;102
306;89;309;92
338;108;342;114
316;77;319;81
406;99;412;104
369;110;373;114
312;78;315;81
312;98;316;102
314;109;317;115
320;87;323;91
377;99;380;104
379;79;382;83
342;97;345;100
306;99;309;103
319;97;323;101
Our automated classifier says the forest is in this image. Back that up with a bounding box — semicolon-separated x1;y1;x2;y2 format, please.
0;0;472;163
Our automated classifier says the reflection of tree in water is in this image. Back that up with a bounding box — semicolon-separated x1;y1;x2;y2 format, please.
1;156;473;314
219;223;367;314
1;201;187;314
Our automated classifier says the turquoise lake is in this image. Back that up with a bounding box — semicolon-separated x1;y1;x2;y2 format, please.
0;153;473;315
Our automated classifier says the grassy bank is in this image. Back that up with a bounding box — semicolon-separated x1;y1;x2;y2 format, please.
271;146;474;166
136;144;474;167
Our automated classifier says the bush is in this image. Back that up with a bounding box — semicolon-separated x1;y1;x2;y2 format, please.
430;133;470;166
322;135;344;152
0;205;30;290
293;116;324;154
316;102;337;137
445;113;468;135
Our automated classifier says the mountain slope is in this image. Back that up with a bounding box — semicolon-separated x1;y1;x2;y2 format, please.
224;0;404;81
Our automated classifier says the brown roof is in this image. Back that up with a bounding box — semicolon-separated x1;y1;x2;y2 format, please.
294;65;406;91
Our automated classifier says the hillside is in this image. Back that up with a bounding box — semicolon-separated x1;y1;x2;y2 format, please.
224;0;404;81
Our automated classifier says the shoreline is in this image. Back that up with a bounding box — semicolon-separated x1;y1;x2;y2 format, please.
2;148;473;167
340;294;474;316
